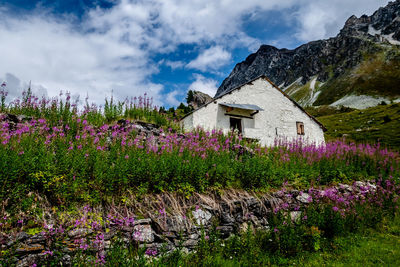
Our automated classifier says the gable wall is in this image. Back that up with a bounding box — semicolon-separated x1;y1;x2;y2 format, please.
181;78;325;146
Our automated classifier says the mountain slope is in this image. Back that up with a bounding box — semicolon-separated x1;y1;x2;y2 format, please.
315;102;400;149
216;0;400;107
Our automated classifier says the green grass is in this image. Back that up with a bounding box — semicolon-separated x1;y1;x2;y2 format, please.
306;105;355;117
316;102;400;150
198;231;400;266
83;215;400;266
291;80;313;104
314;48;400;106
176;216;400;266
284;46;400;107
292;219;400;266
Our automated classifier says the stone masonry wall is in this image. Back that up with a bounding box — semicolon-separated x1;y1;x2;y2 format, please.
0;181;377;266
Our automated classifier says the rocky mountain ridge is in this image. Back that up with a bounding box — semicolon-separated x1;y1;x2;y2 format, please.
216;0;400;108
187;90;213;109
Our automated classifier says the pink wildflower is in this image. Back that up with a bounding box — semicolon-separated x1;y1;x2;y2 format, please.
43;250;53;256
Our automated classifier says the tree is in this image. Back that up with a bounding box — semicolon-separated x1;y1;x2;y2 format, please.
168;107;175;114
186;90;194;104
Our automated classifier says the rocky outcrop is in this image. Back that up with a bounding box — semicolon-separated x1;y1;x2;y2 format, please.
187;91;213;110
215;0;400;105
1;181;377;266
0;113;165;143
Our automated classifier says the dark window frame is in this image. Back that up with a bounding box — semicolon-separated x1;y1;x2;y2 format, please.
230;117;242;133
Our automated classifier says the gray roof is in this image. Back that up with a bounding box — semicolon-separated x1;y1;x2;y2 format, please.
220;103;264;111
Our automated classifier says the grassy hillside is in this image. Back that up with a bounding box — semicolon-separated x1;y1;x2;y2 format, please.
312;102;400;150
285;47;400;107
285;76;324;106
314;48;400;106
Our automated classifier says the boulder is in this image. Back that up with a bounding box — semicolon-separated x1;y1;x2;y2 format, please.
192;209;212;226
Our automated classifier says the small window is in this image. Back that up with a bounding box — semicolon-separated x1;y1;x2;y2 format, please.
296;122;304;135
275;127;278;136
230;117;242;133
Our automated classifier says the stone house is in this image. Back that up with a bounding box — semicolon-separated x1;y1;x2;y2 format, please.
180;75;326;146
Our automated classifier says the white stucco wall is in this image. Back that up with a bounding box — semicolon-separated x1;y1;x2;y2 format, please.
181;77;325;146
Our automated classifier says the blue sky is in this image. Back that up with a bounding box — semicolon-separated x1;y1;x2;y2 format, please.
0;0;391;107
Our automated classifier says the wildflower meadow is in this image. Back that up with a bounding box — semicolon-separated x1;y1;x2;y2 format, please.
0;87;400;266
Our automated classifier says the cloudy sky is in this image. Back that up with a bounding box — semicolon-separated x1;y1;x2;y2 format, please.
0;0;391;107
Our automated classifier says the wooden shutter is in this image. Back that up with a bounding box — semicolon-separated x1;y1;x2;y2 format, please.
296;122;304;135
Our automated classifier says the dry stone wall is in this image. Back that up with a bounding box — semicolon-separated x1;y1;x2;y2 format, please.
1;181;376;266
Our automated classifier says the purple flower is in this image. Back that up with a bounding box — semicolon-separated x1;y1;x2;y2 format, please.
80;243;88;250
332;206;339;212
145;248;157;257
43;250;53;256
281;203;289;210
95;254;106;264
159;208;166;216
133;231;142;241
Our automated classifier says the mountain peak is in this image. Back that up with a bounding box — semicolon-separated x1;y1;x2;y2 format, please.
215;1;400;105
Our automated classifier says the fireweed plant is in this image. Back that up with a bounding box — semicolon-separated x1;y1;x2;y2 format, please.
161;179;400;266
0;112;398;210
0;87;398;209
1;180;398;266
0;87;176;128
0;87;400;265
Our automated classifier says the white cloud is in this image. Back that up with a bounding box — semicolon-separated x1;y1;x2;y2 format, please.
0;0;392;107
0;0;297;106
164;60;185;70
1;73;24;100
0;10;163;105
186;46;231;72
165;90;181;106
188;74;218;97
293;0;391;42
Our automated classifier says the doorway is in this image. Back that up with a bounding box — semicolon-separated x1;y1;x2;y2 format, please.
230;117;242;133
